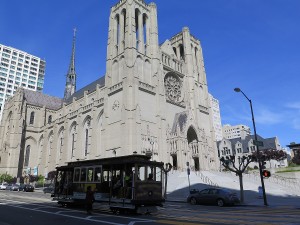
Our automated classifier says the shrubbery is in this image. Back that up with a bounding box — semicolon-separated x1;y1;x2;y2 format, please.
0;173;14;183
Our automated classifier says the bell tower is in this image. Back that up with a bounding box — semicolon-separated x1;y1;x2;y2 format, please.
105;0;161;155
106;0;159;88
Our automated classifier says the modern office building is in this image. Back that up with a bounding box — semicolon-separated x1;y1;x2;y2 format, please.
222;124;251;140
209;94;223;141
0;44;45;120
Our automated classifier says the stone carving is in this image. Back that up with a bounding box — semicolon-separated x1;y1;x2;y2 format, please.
86;117;91;127
112;100;120;111
165;75;182;103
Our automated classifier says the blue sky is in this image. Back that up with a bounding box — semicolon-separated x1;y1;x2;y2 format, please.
0;0;299;149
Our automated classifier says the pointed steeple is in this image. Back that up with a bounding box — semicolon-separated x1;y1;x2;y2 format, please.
64;28;77;100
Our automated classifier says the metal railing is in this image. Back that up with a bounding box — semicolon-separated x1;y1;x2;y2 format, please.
196;171;219;187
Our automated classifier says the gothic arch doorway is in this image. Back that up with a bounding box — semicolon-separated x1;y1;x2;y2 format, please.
171;154;177;170
193;157;200;171
187;126;199;171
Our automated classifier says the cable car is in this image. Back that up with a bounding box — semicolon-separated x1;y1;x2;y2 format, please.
52;155;165;214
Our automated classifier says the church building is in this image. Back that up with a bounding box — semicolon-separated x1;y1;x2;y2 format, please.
0;0;219;179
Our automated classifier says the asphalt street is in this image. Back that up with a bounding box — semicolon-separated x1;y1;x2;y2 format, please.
0;190;300;225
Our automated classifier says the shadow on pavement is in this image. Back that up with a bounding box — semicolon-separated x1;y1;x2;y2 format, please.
166;183;300;207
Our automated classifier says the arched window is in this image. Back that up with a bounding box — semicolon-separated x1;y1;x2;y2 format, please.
48;115;52;124
69;123;77;159
24;145;30;167
173;47;177;56
83;117;91;157
115;14;120;48
143;13;148;53
85;129;89;156
29;112;35;125
71;133;75;158
179;44;185;61
57;128;64;160
97;112;103;156
48;133;53;155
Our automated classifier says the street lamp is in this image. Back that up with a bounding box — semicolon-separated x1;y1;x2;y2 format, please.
234;87;268;206
148;138;155;161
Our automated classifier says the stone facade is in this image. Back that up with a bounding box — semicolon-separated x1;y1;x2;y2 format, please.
218;135;288;169
0;0;219;178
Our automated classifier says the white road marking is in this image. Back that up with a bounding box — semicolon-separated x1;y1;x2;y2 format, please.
2;199;155;224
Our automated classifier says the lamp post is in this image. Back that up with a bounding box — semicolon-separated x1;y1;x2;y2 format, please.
234;87;268;206
148;138;154;161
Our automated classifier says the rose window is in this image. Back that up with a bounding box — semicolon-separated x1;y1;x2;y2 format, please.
165;75;182;103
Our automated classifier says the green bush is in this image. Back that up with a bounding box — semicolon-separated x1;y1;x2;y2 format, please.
288;162;299;167
0;173;14;183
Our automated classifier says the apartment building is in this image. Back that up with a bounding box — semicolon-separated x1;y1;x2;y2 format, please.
222;124;251;140
209;93;223;141
0;44;45;120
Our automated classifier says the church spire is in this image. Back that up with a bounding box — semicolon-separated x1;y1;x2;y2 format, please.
64;28;77;100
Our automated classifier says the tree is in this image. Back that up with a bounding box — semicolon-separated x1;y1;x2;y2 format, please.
220;155;256;203
0;173;14;183
291;149;300;165
252;149;288;167
47;171;56;183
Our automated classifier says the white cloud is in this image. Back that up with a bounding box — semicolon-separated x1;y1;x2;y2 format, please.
285;102;300;110
285;102;300;130
255;108;283;125
292;118;300;130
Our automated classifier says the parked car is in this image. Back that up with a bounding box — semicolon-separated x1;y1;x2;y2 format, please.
5;184;12;190
187;188;240;207
43;185;54;194
7;183;20;191
18;184;34;192
0;182;8;190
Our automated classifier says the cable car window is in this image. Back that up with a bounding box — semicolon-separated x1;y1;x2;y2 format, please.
87;168;94;182
74;168;80;182
156;167;162;181
146;166;154;181
103;170;109;182
80;168;87;182
138;166;146;181
94;167;102;182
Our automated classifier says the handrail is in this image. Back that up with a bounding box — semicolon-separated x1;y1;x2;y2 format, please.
197;171;219;187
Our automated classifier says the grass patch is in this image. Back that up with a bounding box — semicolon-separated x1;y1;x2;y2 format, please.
276;169;300;173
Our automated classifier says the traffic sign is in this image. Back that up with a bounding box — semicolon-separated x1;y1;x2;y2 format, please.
187;168;190;175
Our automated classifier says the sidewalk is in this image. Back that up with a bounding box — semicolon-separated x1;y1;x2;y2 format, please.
166;192;300;208
165;170;300;208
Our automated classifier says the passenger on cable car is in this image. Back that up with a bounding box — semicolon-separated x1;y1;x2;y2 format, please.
147;173;154;180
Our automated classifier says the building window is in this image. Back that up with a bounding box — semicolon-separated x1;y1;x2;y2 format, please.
48;115;52;124
85;129;88;156
71;133;75;158
29;111;35;124
24;145;30;167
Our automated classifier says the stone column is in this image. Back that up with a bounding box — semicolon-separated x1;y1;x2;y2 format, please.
138;11;144;53
119;11;125;54
176;45;181;60
145;16;150;55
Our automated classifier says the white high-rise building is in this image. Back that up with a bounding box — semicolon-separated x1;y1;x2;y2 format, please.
222;124;251;140
0;44;45;120
209;94;223;141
